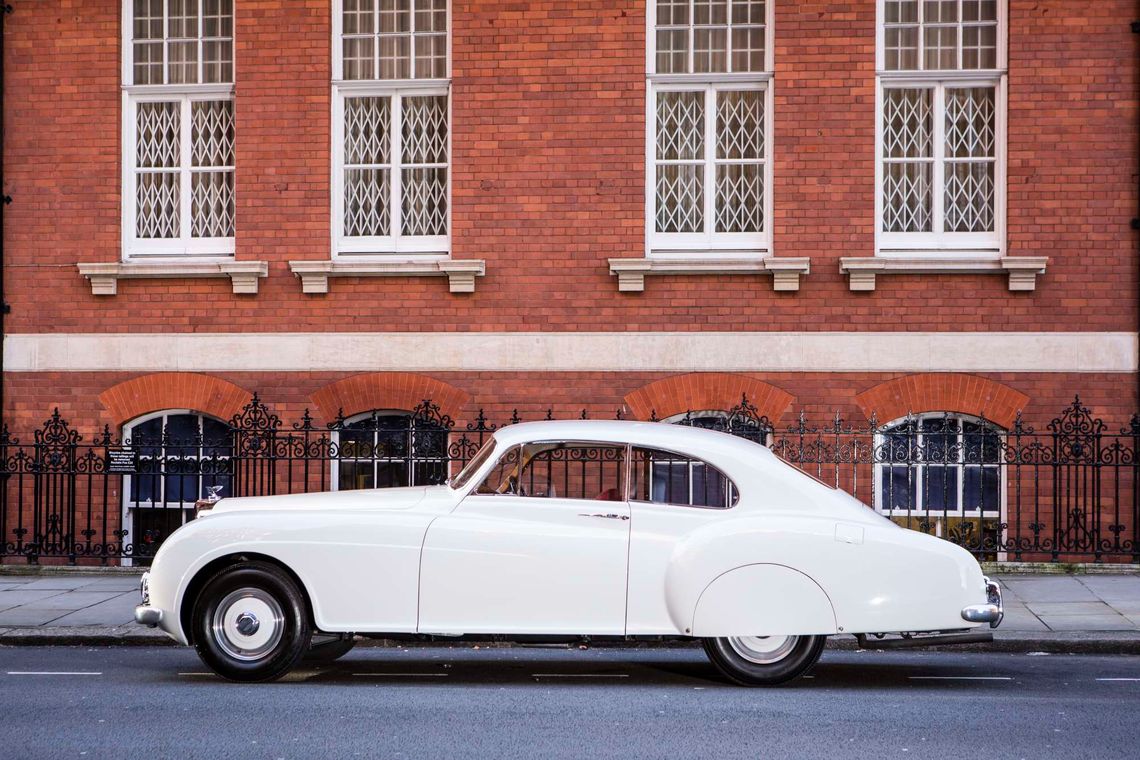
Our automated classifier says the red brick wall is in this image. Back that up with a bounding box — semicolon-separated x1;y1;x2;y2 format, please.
1;1;1136;335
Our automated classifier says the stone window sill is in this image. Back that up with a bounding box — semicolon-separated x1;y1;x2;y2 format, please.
77;261;268;295
608;257;810;292
839;256;1048;292
288;259;486;294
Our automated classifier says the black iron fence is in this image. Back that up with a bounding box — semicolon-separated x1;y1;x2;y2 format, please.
1;394;1136;565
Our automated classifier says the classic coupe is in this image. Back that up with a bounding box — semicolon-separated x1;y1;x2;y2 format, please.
135;420;1002;685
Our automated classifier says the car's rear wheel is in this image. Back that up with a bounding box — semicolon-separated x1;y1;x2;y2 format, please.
702;634;826;686
192;562;311;682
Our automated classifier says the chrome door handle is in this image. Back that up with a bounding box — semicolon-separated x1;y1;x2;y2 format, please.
578;513;630;521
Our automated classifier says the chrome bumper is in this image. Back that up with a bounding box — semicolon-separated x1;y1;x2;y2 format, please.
135;605;163;626
961;576;1003;628
134;571;162;627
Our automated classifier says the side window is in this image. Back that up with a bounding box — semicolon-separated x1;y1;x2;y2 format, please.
516;442;626;501
631;447;738;508
474;446;521;495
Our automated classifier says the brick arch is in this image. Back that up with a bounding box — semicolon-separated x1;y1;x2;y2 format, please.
623;373;795;424
854;373;1029;429
99;373;254;427
309;372;469;424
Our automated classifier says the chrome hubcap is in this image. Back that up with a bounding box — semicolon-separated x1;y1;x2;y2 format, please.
212;588;284;662
727;635;798;665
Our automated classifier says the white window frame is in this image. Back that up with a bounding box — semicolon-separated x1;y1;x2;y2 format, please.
646;0;775;260
331;1;452;259
121;1;236;261
873;412;1007;520
875;0;1008;258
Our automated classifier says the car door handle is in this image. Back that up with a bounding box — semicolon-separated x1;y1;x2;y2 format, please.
578;513;630;521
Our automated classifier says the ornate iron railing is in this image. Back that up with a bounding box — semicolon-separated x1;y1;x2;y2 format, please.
0;395;1136;564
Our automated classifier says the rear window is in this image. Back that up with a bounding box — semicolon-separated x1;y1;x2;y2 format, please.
630;447;739;509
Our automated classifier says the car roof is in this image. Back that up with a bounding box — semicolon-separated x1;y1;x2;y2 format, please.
490;419;776;468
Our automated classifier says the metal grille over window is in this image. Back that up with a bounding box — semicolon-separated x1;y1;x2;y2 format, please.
126;1;235;256
649;2;770;255
877;1;1003;252
343;97;393;237
136;102;182;239
336;1;450;253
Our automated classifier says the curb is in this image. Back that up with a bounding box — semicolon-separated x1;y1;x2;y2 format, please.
4;629;1140;655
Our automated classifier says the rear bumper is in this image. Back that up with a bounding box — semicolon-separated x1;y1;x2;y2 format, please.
961;576;1003;628
134;605;163;626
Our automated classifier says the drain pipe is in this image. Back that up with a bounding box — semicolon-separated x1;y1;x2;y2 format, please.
1134;21;1140;408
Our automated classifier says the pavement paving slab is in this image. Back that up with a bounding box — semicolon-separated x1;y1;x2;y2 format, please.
1038;615;1136;632
997;577;1099;602
14;591;124;611
15;578;103;591
0;590;68;606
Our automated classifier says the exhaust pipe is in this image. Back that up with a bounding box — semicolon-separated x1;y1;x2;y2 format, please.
856;632;994;649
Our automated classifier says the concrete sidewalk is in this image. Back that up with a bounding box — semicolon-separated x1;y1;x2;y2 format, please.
2;572;1140;651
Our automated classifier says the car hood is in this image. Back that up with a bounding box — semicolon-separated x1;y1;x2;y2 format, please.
206;485;437;514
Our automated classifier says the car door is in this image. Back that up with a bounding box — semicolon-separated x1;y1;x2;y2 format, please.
418;441;631;635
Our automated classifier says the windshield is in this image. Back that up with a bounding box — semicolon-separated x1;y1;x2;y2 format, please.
450;437;497;490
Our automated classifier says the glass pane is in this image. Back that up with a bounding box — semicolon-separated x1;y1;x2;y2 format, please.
380;0;411;33
343;36;375;80
379;34;411;79
884;26;919;71
961;25;997;69
885;0;918;24
632;448;734;508
201;39;233;83
921;417;960;463
693;28;728;73
923;25;958;69
694;0;728;26
343;0;375;35
202;0;234;37
414;33;447;78
879;465;916;511
131;418;164;456
730;26;765;72
963;421;1002;463
657;0;689;26
474;446;521;495
167;0;199;39
202;417;231;458
167;40;199;84
962;0;998;23
133;42;164;85
731;0;766;25
964;466;1001;512
655;29;689;74
415;0;447;33
375;461;408;488
339;461;375;490
134;0;164;40
922;465;959;510
691;462;731;508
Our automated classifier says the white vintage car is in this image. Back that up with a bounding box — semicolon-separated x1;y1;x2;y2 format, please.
135;420;1002;685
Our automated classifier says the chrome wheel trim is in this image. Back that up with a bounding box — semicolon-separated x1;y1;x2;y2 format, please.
212;587;285;662
726;635;798;665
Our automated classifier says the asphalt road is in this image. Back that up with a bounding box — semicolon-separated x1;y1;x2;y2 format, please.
1;646;1138;760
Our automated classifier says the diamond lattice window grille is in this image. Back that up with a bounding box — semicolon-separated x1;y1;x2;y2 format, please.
402;167;448;237
402;96;448;165
137;101;180;169
191;170;235;238
883;162;932;233
657;91;704;161
944;87;995;159
137;172;180;239
345;97;391;165
883;88;932;160
191;100;235;168
716;90;764;161
715;164;763;233
944;162;994;232
656;164;703;234
344;168;391;237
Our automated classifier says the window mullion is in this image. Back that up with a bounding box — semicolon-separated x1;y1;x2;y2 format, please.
704;86;716;240
180;97;193;246
391;93;403;243
197;3;204;84
688;0;695;73
162;0;170;85
932;84;945;235
374;5;381;80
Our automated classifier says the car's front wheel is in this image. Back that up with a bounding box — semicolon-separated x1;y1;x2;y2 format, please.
192;562;312;682
702;634;826;686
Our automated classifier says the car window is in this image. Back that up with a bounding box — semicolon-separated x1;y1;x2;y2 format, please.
473;446;521;494
516;442;626;501
630;447;739;509
451;437;497;490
